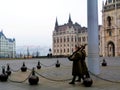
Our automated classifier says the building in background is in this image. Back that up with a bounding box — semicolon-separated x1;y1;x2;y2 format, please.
52;14;89;56
100;0;120;56
0;31;16;58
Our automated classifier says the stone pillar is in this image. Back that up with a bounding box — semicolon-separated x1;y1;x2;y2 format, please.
114;0;118;56
87;0;100;75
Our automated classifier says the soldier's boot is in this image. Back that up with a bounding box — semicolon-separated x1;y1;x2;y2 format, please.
69;76;76;84
76;76;81;82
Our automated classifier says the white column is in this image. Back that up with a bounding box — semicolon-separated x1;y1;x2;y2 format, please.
87;0;100;75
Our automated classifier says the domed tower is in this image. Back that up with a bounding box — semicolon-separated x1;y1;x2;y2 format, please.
101;0;120;56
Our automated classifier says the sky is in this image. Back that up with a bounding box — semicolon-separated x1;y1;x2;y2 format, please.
0;0;103;48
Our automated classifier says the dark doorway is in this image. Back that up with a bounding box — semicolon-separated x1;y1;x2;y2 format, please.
107;41;115;56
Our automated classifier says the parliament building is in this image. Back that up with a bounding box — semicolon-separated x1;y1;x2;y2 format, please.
52;15;89;56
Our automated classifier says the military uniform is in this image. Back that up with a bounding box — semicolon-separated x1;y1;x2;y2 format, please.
81;50;90;78
68;49;83;84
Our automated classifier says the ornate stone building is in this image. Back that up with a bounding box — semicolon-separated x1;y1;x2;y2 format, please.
100;0;120;56
52;15;88;56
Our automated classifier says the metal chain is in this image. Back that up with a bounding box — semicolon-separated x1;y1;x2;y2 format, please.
40;62;56;67
35;71;72;82
8;71;32;83
10;68;21;72
89;71;120;83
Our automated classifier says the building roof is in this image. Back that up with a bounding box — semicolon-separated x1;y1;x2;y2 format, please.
54;15;87;33
0;30;15;42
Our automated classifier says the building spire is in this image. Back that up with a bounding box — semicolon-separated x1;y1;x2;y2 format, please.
55;17;58;27
55;17;58;31
68;13;73;24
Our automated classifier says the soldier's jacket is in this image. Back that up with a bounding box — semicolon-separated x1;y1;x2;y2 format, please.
68;50;88;76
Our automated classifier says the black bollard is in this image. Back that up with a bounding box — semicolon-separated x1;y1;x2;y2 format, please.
56;60;60;68
37;61;41;69
28;68;39;85
102;59;107;66
83;78;93;87
21;62;27;72
0;66;8;82
6;64;12;76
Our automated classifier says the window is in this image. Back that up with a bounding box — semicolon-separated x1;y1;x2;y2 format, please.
82;37;86;42
78;37;81;42
67;37;69;42
67;48;69;52
108;0;112;3
57;38;59;43
71;36;73;42
75;36;77;42
109;31;112;36
64;37;66;42
107;16;111;26
60;38;62;43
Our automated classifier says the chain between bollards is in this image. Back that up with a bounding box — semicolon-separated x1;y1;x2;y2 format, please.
35;71;72;82
8;71;32;83
89;71;120;83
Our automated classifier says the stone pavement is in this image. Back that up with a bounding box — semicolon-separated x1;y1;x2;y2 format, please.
0;57;120;90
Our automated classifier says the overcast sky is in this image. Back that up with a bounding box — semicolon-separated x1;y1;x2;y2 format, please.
0;0;103;48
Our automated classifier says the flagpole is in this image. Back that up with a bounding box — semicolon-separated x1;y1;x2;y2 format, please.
87;0;100;75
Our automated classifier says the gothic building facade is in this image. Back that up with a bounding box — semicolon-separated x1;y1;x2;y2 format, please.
52;15;88;56
100;0;120;56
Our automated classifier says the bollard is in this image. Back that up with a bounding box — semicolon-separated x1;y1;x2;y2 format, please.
37;61;41;69
83;78;93;87
102;59;107;66
28;68;39;85
0;66;8;82
55;60;60;68
6;64;12;76
21;62;27;72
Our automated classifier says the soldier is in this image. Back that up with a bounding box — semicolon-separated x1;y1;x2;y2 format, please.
74;44;90;83
68;45;83;84
80;44;90;79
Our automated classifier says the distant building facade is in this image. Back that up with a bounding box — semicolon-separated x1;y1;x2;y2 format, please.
0;31;16;58
100;0;120;56
52;15;88;56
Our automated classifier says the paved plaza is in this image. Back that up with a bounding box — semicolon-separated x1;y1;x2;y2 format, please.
0;57;120;90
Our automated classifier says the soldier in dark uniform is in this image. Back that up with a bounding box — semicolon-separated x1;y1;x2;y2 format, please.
77;44;90;82
68;45;83;84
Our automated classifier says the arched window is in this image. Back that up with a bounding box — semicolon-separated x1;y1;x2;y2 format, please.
107;16;111;26
57;37;59;43
64;37;66;42
78;37;81;42
60;37;62;43
67;36;69;42
71;36;73;42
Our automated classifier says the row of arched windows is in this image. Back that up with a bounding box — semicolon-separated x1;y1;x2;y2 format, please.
53;48;74;54
53;36;87;43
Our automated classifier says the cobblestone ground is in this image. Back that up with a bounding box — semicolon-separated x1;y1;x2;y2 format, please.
0;57;120;90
